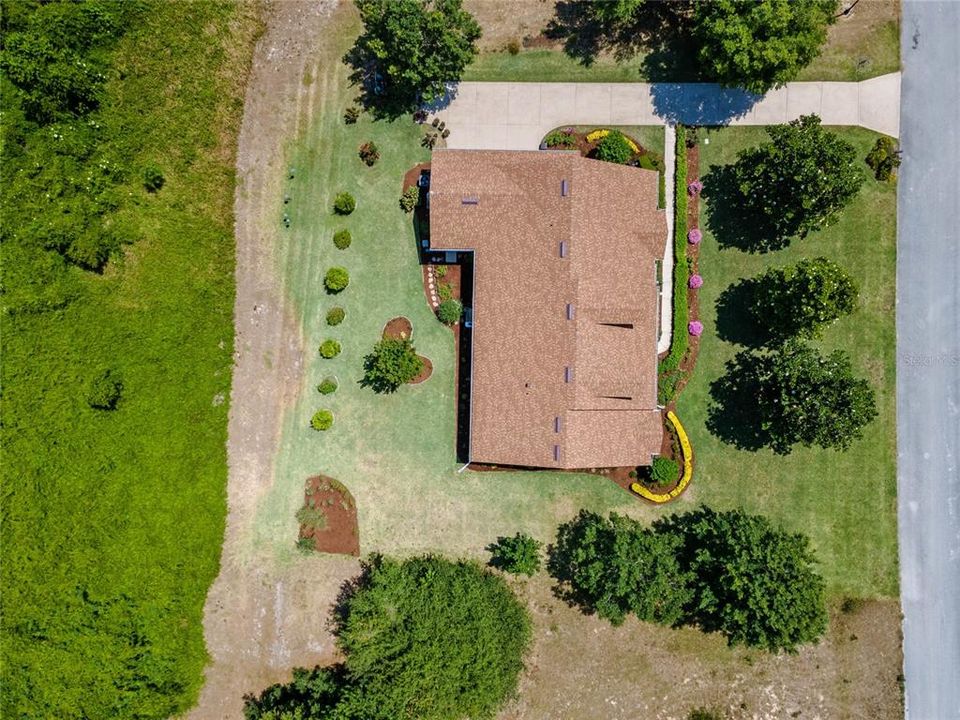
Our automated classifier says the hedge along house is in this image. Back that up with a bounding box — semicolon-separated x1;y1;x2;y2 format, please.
427;150;667;469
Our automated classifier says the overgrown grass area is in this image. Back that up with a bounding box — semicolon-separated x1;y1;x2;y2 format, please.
676;126;898;598
251;18;656;566
1;3;259;717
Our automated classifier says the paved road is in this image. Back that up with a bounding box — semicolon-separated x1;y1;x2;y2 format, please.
434;74;900;149
897;2;960;718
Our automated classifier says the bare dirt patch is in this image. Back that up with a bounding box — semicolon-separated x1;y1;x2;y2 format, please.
299;475;360;556
462;0;558;51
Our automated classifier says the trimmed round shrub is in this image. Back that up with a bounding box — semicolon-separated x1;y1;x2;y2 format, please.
324;267;350;293
488;533;542;576
319;340;341;359
326;306;345;326
437;298;463;325
651;456;680;486
318;377;338;395
688;274;703;289
688;320;704;336
310;409;334;431
594;130;634;164
333;192;356;215
687;228;703;244
86;369;123;410
333;229;352;249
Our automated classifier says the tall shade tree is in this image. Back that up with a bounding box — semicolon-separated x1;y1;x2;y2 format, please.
750;257;859;341
587;0;648;25
654;507;829;652
349;0;481;115
728;114;864;249
691;0;837;94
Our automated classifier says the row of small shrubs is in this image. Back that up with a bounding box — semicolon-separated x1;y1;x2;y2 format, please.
659;125;689;375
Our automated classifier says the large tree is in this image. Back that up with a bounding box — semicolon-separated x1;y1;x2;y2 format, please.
349;0;481;115
728;114;864;249
691;0;837;94
750;257;859;341
655;507;829;652
361;337;424;393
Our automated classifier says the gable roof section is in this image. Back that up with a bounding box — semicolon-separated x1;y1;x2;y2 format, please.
429;149;666;469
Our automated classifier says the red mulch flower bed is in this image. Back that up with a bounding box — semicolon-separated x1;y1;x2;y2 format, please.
298;475;360;556
383;316;413;340
410;355;433;384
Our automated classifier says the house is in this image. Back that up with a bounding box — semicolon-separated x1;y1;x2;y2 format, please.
427;149;666;469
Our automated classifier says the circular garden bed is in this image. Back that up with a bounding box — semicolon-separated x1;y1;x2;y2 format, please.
382;316;413;340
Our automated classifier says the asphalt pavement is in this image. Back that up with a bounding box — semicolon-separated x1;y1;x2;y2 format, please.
897;2;960;718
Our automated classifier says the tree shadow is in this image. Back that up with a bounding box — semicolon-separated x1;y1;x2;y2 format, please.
705;351;771;452
702;163;788;253
649;83;760;126
715;278;770;348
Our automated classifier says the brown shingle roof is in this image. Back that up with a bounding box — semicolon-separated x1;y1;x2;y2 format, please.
429;150;666;469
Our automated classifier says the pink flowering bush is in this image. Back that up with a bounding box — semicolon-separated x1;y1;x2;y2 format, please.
688;320;703;336
687;228;702;245
687;180;703;196
688;274;703;289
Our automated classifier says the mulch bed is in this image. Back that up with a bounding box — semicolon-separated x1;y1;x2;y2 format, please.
382;316;413;340
402;161;430;193
410;355;433;384
298;475;360;556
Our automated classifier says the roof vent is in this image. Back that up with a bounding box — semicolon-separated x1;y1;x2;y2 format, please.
560;241;568;258
553;444;561;462
561;179;569;197
566;303;575;320
564;366;573;383
554;416;562;433
461;196;479;205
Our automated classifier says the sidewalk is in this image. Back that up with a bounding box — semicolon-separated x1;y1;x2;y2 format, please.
436;73;900;150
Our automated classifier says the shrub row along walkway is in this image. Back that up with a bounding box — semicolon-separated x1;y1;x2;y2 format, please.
433;73;900;149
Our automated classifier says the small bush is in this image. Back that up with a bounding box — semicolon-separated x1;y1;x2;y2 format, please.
434;265;447;279
437;298;463;325
326;306;345;326
319;340;341;359
488;533;542;576
296;504;328;530
333;229;352;249
333;192;356;215
143;164;165;192
324;267;350;292
358;141;380;166
86;369;123;410
651;457;679;486
296;536;316;553
594;130;634;164
507;38;520;55
543;129;577;149
318;378;338;395
343;106;360;124
399;186;419;212
437;282;453;302
310;409;334;431
865;136;901;181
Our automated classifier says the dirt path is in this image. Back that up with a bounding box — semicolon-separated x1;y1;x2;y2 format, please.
187;3;360;718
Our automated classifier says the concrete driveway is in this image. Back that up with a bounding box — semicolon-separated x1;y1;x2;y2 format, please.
896;2;960;718
434;73;900;149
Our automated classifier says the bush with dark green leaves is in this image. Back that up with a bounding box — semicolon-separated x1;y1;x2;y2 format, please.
86;368;123;410
650;456;679;486
358;141;379;166
319;340;341;359
865;136;901;181
750;257;859;341
437;298;463;325
318;378;338;395
361;337;423;393
543;129;577;149
399;185;420;212
326;306;346;326
333;192;356;215
594;129;634;164
245;556;531;720
310;409;334;431
333;229;352;249
692;0;837;95
488;533;542;576
143;164;165;192
324;267;350;293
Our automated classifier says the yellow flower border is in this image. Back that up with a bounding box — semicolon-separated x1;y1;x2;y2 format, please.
631;411;693;503
585;128;640;154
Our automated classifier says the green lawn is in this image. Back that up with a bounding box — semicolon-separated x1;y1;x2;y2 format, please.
464;48;650;83
676;126;899;598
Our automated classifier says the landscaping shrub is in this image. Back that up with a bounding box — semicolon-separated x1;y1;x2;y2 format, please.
344;106;360;124
488;533;542;576
543;129;577;149
659;125;689;375
507;38;520;55
358;141;380;166
324;267;350;293
651;457;679;486
399;185;419;212
295;504;328;531
310;409;334;431
333;229;352;249
434;265;447;279
865;136;901;181
333;191;356;215
296;536;317;554
437;299;463;325
319;340;341;359
437;282;453;302
361;337;423;393
594;129;634;164
143;164;165;192
86;369;123;410
318;378;338;395
326;306;345;326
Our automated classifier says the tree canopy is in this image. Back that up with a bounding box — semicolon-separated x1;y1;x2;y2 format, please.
750;257;859;341
691;0;837;94
348;0;481;116
361;337;423;392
